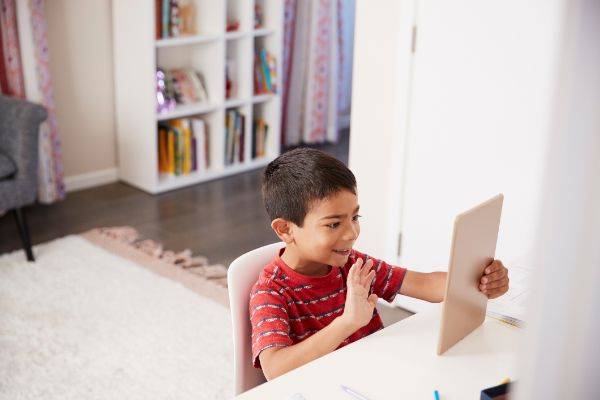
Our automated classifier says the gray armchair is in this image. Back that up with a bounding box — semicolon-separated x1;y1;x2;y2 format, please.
0;95;48;261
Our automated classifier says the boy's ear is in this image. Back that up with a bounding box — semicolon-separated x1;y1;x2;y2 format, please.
270;218;295;244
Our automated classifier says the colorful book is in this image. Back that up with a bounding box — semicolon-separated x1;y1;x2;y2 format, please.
162;0;170;38
260;49;271;92
167;129;175;173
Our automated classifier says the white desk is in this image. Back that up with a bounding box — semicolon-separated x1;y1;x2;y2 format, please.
236;304;521;399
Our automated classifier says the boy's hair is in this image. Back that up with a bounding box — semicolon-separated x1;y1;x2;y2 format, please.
262;148;356;226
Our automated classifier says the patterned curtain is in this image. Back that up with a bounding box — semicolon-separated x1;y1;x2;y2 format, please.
282;0;353;147
0;0;64;203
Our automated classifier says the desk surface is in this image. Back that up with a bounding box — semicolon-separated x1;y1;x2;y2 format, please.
236;303;521;400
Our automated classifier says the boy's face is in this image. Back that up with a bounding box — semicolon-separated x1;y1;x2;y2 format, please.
292;189;361;267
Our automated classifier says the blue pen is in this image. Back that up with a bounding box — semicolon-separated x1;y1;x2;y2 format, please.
341;384;371;400
434;389;440;400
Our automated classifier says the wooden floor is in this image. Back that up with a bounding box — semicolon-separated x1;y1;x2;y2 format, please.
0;130;413;324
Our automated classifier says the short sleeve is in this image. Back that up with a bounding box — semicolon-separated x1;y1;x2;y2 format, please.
249;284;293;369
352;250;407;303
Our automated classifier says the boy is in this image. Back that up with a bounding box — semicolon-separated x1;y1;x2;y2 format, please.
249;148;509;380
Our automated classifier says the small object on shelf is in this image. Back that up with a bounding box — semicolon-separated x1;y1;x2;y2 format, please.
226;19;240;32
225;59;236;99
156;68;176;114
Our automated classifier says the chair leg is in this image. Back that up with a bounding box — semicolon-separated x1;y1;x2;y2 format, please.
12;208;35;262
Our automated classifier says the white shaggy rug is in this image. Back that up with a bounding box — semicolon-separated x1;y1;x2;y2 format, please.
0;236;233;399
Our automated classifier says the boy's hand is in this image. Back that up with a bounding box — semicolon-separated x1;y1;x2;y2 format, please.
340;258;378;331
479;259;509;299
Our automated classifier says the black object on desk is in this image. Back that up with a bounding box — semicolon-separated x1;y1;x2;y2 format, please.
481;382;511;400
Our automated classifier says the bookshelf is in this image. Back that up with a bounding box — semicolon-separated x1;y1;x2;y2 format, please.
112;0;283;194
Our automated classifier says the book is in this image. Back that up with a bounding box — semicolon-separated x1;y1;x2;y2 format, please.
260;49;271;92
239;114;245;162
254;48;277;95
167;129;175;173
191;135;197;171
252;118;269;159
158;126;168;172
267;53;277;92
191;118;206;170
169;0;180;37
181;119;192;174
156;0;163;39
203;121;210;168
161;0;170;38
157;118;204;176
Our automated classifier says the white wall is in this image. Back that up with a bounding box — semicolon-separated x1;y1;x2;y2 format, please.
349;0;415;263
396;0;562;276
350;0;562;278
45;0;117;189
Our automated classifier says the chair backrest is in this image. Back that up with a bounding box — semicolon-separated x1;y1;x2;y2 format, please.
227;242;284;395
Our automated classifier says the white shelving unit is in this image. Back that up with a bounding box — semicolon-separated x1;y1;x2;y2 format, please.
112;0;283;194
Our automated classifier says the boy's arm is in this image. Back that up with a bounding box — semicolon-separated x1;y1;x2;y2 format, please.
260;258;378;380
399;271;447;303
259;315;356;380
398;260;509;302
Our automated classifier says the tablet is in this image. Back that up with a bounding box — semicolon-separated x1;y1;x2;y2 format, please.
437;194;504;355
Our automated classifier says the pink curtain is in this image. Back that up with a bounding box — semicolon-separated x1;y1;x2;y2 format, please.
0;0;26;98
281;0;352;147
0;0;64;203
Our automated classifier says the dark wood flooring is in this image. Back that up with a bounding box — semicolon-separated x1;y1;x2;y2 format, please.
0;130;412;324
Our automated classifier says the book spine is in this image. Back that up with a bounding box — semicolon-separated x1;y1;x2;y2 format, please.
159;127;168;172
254;53;263;94
234;111;240;164
252;120;256;159
260;49;271;92
173;125;182;175
225;112;231;165
170;0;180;37
162;0;170;38
191;135;197;171
204;123;210;168
240;114;245;163
168;129;175;173
183;119;191;174
268;53;277;93
156;0;162;39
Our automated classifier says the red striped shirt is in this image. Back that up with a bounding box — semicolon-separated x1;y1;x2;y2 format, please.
249;248;407;369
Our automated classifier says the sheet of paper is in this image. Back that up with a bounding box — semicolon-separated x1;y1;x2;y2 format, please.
487;265;531;321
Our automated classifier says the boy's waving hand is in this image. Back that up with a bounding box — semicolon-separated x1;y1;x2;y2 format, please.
341;258;379;330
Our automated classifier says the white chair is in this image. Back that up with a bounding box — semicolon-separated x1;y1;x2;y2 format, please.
227;242;285;396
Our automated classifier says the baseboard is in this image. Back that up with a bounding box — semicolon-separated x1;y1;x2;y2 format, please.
64;168;118;192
